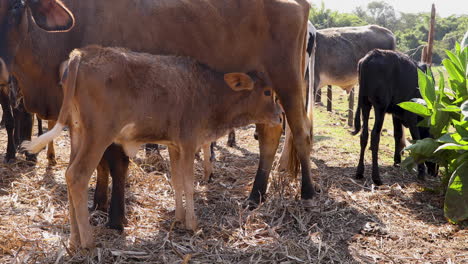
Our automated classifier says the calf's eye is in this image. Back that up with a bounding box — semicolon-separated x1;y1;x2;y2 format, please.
264;90;271;96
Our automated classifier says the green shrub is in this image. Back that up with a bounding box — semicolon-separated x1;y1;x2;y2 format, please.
399;43;468;223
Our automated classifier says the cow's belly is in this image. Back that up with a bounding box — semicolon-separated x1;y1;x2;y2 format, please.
318;73;357;91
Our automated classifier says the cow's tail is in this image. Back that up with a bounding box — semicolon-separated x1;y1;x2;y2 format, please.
351;59;364;136
22;51;81;154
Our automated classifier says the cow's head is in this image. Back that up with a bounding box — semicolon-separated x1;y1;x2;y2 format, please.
0;0;74;65
224;72;283;126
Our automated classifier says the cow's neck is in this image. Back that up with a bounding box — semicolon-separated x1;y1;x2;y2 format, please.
11;19;70;120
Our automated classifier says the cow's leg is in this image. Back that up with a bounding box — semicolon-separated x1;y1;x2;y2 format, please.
37;116;43;135
248;123;282;205
356;101;371;179
227;129;236;147
181;147;197;230
17;107;36;162
408;125;426;180
93;157;110;212
392;115;404;166
326;85;332;112
145;143;159;157
46;120;57;165
66;138;109;249
168;146;184;223
0;92;16;162
370;107;386;186
347;87;355;127
210;142;216;162
105;144;129;231
202;143;213;182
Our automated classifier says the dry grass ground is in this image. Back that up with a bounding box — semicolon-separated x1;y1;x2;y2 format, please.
0;87;467;263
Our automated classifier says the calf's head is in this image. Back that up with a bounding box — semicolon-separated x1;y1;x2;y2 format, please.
224;72;283;126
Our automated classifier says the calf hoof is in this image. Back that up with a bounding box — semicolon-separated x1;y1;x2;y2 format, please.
393;163;400;167
227;139;236;147
25;153;37;163
202;173;214;183
417;172;426;181
372;178;383;186
301;198;319;208
47;154;57;166
355;172;364;179
185;219;198;231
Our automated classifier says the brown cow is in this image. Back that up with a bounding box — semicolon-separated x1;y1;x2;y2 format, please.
24;46;283;249
1;0;315;231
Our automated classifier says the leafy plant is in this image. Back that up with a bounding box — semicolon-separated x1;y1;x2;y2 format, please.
399;43;468;223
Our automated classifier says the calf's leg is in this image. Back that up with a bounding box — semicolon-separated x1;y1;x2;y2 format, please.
168;147;185;223
181;148;197;230
227;130;236;147
356;101;371;179
248;123;282;206
66;131;110;249
370;107;386;185
202;143;213;182
47;120;57;165
392;116;404;166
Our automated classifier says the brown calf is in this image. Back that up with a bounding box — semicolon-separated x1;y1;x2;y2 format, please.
24;46;282;249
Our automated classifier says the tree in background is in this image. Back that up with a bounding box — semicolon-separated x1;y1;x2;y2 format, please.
309;1;468;64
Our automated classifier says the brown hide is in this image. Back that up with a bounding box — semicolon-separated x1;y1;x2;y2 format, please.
1;0;310;120
52;46;282;247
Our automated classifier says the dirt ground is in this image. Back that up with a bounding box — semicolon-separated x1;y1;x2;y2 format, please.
0;88;467;263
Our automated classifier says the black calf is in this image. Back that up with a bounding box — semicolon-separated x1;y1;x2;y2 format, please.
353;49;434;185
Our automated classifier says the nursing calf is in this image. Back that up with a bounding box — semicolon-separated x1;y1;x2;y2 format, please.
352;49;433;185
24;46;282;249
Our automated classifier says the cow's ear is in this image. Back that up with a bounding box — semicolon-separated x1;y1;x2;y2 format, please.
27;0;75;32
224;73;254;91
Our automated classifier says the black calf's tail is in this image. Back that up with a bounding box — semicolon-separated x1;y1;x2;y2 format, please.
351;59;365;136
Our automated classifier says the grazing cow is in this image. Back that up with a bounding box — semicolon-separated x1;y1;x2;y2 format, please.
313;25;395;96
24;46;283;248
352;49;432;185
277;24;395;171
1;0;315;231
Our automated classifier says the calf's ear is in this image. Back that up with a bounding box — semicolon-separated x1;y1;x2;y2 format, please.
224;73;254;91
27;0;75;32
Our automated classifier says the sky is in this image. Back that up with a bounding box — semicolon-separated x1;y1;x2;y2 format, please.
313;0;468;17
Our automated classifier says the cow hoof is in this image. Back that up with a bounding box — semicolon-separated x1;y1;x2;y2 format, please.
106;221;124;232
301;198;319;208
393;163;400;167
3;157;16;164
207;173;214;183
253;132;259;140
355;173;364;179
